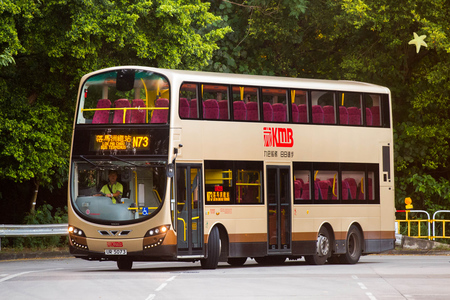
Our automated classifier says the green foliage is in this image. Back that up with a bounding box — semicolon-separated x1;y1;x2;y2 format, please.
1;204;68;250
409;174;450;212
0;100;70;189
0;0;231;214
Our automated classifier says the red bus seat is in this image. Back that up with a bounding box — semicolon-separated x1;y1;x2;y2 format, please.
312;105;324;124
339;106;348;125
203;99;219;120
263;102;274;121
179;98;190;119
150;98;169;123
113;99;131;123
218;100;229;120
323;105;335;124
131;99;146;123
92;99;111;124
233;101;247;120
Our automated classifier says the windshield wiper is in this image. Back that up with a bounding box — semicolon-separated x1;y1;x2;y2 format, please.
109;155;140;167
80;155;99;168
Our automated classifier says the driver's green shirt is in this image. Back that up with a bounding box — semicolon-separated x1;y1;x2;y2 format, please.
100;182;123;204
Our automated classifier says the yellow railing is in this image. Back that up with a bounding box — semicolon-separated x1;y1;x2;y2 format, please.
177;216;199;241
82;107;168;124
396;210;450;240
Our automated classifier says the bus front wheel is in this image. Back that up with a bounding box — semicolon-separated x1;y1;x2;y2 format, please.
201;226;220;269
117;258;133;270
305;226;331;265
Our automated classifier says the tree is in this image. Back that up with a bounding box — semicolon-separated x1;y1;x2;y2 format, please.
0;0;231;214
208;0;450;210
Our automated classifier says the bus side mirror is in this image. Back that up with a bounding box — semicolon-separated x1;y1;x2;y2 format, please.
166;163;174;178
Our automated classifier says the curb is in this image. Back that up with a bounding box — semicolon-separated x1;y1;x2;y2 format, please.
0;250;72;261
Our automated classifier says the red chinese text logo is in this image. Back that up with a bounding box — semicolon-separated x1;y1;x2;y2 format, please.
263;127;294;147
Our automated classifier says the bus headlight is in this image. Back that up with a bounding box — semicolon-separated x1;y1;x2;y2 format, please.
143;225;170;249
69;225;88;250
145;225;170;237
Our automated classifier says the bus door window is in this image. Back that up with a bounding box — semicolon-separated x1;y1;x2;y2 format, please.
311;91;336;125
365;94;381;127
313;170;339;201
339;92;362;126
262;88;288;122
291;89;308;124
179;83;198;119
267;166;291;250
232;86;259;121
176;165;203;251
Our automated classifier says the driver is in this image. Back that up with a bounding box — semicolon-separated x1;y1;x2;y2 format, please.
94;170;123;204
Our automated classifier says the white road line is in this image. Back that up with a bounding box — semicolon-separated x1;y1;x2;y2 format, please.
155;282;167;292
351;275;358;280
366;292;377;300
358;282;367;290
146;275;177;299
0;268;62;283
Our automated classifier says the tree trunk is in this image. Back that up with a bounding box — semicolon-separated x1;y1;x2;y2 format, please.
30;178;40;213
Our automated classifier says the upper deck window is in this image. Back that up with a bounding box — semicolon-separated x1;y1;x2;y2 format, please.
77;69;170;125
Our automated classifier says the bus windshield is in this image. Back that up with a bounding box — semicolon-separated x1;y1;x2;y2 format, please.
71;159;167;223
76;69;170;125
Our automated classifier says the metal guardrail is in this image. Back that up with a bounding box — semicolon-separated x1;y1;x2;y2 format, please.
0;224;68;251
396;210;450;240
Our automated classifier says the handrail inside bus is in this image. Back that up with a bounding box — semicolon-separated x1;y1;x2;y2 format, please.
153;189;162;203
133;171;138;208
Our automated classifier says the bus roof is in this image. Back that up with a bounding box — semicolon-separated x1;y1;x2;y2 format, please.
82;66;390;95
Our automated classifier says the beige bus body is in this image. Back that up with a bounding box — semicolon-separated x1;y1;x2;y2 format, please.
68;66;394;268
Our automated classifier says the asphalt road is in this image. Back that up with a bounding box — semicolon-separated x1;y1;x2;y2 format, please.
1;255;450;299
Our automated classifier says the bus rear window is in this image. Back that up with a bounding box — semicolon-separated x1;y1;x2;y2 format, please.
77;69;170;125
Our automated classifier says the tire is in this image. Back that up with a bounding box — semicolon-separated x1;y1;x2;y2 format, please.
227;257;247;266
339;225;363;264
304;226;331;265
117;259;133;270
201;226;220;269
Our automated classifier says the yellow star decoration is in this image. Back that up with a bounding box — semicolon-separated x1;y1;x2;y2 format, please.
408;32;427;53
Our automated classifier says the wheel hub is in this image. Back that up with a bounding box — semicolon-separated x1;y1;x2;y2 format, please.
317;235;330;257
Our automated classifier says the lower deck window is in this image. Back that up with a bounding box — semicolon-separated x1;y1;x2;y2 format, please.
205;161;263;205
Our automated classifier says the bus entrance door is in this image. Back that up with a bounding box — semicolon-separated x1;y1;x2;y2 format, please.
266;166;291;253
176;164;204;256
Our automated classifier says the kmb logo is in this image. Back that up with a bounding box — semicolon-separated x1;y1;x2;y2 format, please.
263;127;294;147
107;242;123;247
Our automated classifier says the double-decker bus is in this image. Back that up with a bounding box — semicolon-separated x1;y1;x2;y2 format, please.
68;66;395;270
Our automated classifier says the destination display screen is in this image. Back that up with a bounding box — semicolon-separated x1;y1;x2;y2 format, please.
72;127;169;156
90;134;150;152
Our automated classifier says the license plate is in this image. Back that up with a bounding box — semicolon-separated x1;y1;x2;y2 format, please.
105;249;127;255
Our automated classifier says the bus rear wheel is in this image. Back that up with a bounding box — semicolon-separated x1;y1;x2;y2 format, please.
117;258;133;270
227;257;247;266
201;226;220;269
339;225;363;264
305;226;331;265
